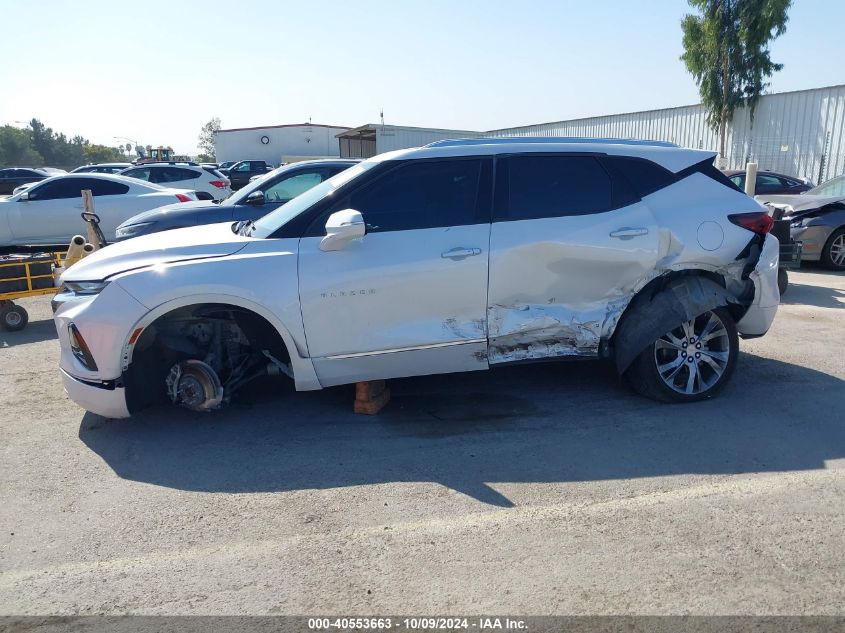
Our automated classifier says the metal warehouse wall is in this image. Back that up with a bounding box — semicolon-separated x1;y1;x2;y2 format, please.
214;125;348;164
375;126;484;154
490;85;845;183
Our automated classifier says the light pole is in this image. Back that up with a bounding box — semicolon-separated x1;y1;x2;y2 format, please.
113;136;139;159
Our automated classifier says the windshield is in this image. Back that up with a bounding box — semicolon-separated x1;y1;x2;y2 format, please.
807;175;845;197
250;161;373;237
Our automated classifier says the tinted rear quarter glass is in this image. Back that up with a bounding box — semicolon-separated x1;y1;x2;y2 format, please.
202;166;224;178
87;179;130;196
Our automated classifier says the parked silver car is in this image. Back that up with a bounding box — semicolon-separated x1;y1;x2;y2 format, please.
759;174;845;270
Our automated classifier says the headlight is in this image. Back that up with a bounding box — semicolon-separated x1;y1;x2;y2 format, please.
64;281;110;296
68;324;98;371
115;222;153;239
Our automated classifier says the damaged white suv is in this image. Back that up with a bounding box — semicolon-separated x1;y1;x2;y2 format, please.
53;138;779;418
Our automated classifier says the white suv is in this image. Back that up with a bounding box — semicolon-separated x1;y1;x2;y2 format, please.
119;163;231;201
53;138;779;418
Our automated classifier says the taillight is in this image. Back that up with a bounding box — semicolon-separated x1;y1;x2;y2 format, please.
209;180;228;188
728;212;774;235
175;193;191;202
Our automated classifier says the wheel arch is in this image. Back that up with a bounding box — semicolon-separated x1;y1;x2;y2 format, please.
119;293;320;391
610;268;748;374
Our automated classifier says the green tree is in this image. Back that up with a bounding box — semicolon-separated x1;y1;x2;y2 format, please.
198;117;221;160
681;0;791;159
83;144;125;164
0;125;43;166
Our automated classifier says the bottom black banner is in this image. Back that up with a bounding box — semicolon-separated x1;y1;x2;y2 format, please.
1;616;844;633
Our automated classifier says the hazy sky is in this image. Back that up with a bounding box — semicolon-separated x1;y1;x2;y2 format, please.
1;0;842;154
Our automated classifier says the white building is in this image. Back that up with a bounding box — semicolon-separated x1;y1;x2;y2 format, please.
214;123;350;165
337;124;484;159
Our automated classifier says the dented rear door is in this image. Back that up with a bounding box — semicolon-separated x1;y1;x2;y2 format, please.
487;154;660;363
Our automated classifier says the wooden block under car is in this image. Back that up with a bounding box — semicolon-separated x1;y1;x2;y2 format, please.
354;380;391;414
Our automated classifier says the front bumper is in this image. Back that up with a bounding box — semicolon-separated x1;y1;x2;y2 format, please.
790;225;826;261
61;369;130;418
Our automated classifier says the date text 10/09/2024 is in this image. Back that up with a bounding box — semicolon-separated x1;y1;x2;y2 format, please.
308;617;528;630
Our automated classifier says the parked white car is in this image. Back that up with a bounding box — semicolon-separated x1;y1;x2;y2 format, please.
54;138;779;418
0;173;197;247
120;163;231;201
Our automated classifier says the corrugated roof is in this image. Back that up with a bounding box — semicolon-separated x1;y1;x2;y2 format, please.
216;123;352;133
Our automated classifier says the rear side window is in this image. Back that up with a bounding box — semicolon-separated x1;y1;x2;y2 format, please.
601;156;675;204
495;155;611;220
155;167;199;183
202;166;224;178
729;174;745;189
345;159;483;233
87;179;129;196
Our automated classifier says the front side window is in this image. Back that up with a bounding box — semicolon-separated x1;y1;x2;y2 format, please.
344;159;482;232
756;173;783;193
495;155;612;220
28;178;87;200
234;162;251;172
263;171;326;203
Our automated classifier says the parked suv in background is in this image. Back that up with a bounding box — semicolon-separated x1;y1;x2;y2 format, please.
120;163;231;201
115;159;358;240
72;163;132;174
226;160;274;189
54;138;779;418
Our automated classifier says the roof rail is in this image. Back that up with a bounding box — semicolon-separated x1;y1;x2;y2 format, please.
425;136;679;149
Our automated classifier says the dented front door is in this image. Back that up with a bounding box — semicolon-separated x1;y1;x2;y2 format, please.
487;154;660;363
298;158;492;386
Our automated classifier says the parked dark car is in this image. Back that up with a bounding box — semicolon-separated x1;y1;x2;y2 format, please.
226;160;274;190
71;163;132;174
757;174;845;270
114;159;359;240
0;168;48;195
723;169;813;195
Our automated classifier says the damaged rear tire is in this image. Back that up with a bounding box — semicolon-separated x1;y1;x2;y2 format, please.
626;308;738;403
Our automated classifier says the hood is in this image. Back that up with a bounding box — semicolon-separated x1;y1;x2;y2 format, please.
117;200;221;227
62;221;249;282
756;193;845;215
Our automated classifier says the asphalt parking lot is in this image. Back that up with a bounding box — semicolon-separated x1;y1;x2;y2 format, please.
1;268;844;615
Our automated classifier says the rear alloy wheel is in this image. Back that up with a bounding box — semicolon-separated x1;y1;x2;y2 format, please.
627;307;738;403
821;228;845;271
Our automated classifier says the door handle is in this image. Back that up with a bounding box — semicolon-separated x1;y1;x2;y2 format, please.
441;247;482;260
609;227;649;240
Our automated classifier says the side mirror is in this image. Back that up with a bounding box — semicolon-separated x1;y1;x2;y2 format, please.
245;190;265;205
320;209;366;252
18;191;30;201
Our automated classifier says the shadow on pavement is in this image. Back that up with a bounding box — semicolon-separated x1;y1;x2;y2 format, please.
0;318;57;347
781;282;845;309
79;354;845;507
